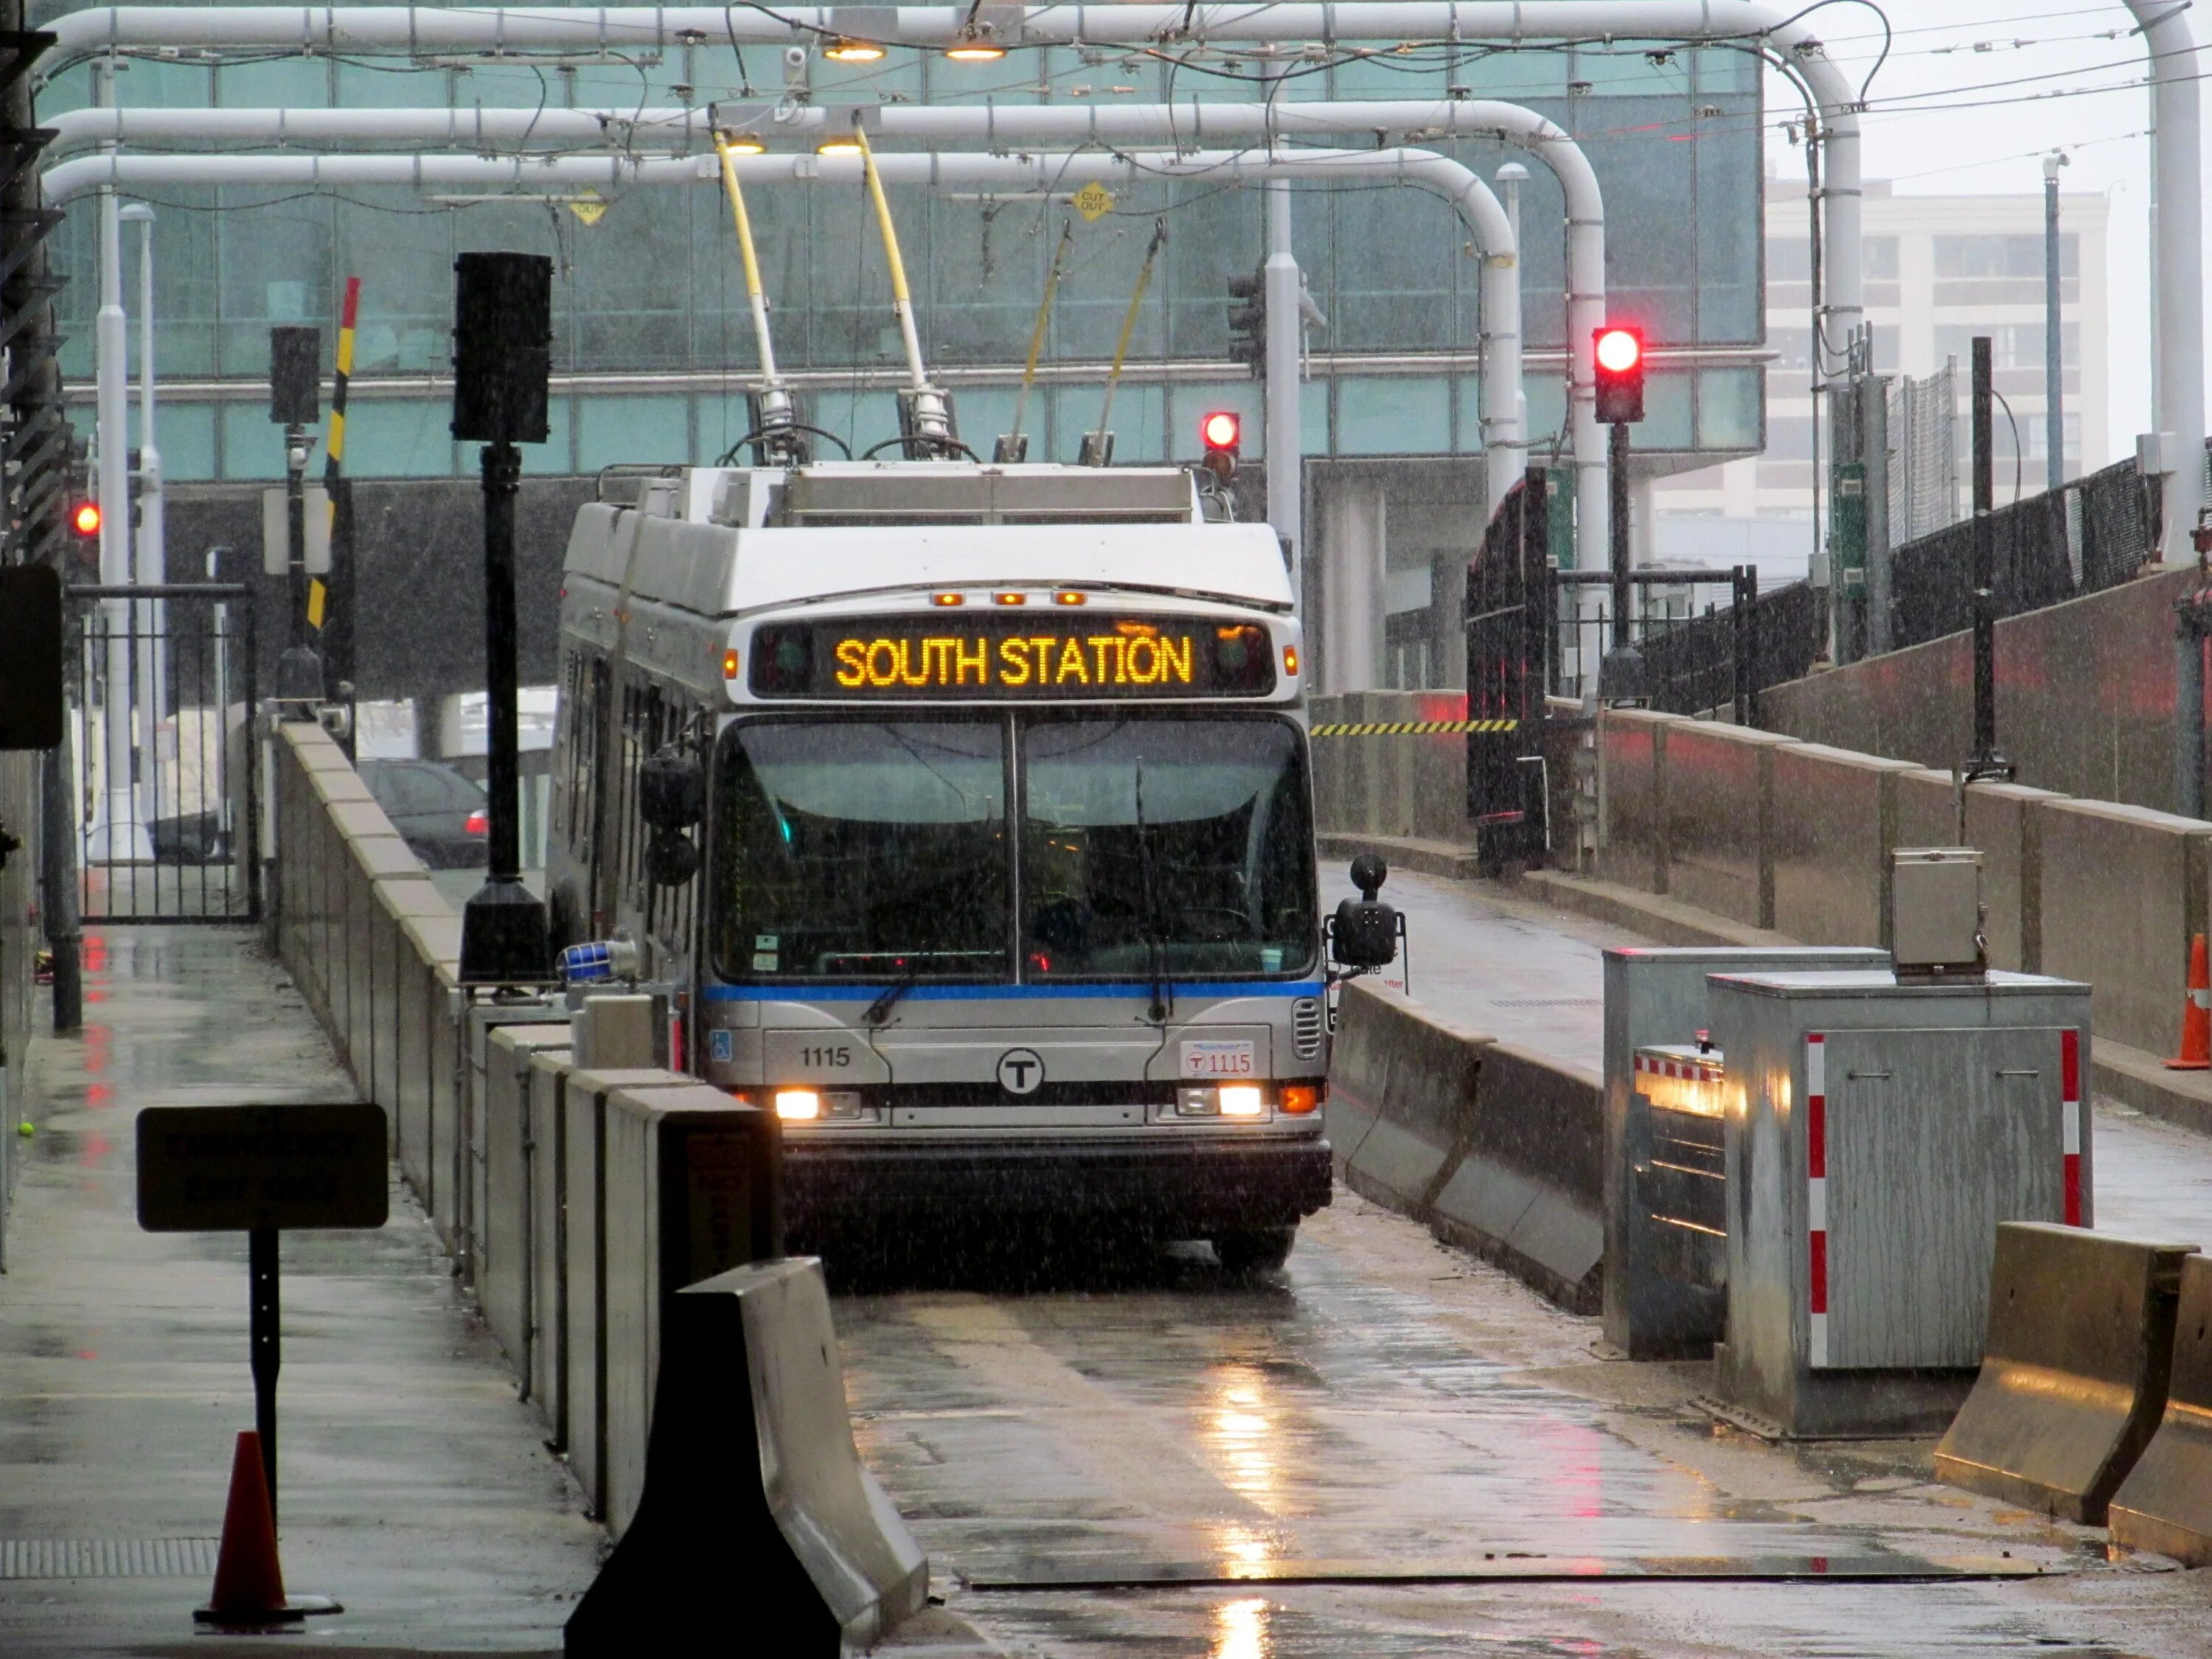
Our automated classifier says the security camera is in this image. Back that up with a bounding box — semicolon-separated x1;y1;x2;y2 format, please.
782;44;810;90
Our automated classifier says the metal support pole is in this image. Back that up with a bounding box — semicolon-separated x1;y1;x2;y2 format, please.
2043;155;2066;493
1732;565;1756;727
40;742;82;1032
1608;421;1630;649
285;424;306;653
86;53;147;864
1966;335;2011;781
2177;612;2205;818
457;438;549;984
1864;380;1892;655
1264;181;1302;594
481;442;523;885
123;202;164;830
248;1225;279;1524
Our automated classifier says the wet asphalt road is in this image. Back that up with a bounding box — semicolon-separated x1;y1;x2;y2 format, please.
841;1201;2212;1658
836;872;2212;1655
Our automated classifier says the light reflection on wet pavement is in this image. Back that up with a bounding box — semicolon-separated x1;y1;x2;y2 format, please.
838;1210;2210;1655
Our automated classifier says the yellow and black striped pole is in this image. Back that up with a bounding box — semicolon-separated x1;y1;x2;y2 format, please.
1307;719;1520;737
307;274;359;634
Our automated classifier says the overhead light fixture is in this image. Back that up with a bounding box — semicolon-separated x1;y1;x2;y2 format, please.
824;36;886;61
943;39;1007;60
719;133;767;156
817;139;863;156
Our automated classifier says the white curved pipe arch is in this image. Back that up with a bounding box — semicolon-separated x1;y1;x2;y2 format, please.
42;143;1528;505
47;96;1604;539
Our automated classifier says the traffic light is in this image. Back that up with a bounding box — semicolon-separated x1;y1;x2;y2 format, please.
1200;409;1240;481
1225;265;1265;378
1593;325;1646;423
70;499;100;538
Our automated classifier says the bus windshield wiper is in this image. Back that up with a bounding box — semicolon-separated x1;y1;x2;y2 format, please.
864;866;998;1027
1133;760;1173;1027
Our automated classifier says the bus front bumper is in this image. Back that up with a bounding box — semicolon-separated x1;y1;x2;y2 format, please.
782;1134;1332;1236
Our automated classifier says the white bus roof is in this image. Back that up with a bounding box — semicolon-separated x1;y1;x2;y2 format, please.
563;465;1295;616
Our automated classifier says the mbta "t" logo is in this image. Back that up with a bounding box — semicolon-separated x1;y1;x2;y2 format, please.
995;1048;1045;1095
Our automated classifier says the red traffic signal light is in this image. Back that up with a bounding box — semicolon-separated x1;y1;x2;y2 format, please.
1593;325;1646;423
1199;410;1240;481
70;500;102;537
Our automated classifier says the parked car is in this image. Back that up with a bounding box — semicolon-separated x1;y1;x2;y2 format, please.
359;759;490;869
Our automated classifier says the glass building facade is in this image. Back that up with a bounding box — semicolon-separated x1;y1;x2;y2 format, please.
32;9;1765;481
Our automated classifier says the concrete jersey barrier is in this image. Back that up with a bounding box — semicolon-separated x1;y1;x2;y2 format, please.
564;1258;929;1656
1934;1222;2199;1523
1330;979;1489;1216
2109;1252;2212;1564
1326;980;1604;1311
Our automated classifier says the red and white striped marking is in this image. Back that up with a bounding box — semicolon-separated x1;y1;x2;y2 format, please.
2062;1028;2083;1226
1806;1033;1829;1367
1632;1053;1725;1083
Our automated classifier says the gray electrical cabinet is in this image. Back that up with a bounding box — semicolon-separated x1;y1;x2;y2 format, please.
1602;947;1889;1360
1706;970;2093;1438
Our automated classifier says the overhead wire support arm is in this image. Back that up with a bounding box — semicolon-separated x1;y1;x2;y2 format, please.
999;217;1073;463
850;119;956;456
1086;216;1166;467
712;122;803;462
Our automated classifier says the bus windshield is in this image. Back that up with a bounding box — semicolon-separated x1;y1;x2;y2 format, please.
712;718;1009;981
1020;716;1315;979
712;713;1315;983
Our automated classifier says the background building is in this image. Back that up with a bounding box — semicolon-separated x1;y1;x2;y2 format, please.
1652;169;2110;585
31;16;1770;691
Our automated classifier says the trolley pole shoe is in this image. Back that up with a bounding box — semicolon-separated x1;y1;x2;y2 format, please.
2166;933;2211;1070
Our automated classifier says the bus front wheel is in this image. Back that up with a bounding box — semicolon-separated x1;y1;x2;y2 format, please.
1213;1225;1297;1273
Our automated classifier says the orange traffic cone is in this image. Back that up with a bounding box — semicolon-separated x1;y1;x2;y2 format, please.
197;1432;290;1621
2168;933;2212;1071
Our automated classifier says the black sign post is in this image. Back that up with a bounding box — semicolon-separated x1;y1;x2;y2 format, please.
137;1102;388;1523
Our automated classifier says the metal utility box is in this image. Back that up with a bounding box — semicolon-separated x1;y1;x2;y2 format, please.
1707;970;2093;1438
1603;947;1889;1360
1891;847;1983;976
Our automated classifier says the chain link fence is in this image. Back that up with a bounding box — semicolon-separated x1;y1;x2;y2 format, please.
1888;361;1961;545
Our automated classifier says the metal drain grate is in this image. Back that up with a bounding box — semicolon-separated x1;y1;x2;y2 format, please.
0;1539;220;1579
1486;997;1601;1009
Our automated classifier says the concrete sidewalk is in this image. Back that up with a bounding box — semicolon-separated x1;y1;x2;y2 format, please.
1327;863;2212;1247
0;928;602;1655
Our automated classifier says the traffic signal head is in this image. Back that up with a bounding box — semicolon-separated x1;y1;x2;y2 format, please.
1593;325;1645;423
1200;409;1240;481
1225;267;1266;378
71;500;101;538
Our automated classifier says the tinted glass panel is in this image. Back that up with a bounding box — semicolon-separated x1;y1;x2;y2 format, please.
712;719;1008;981
1019;716;1315;979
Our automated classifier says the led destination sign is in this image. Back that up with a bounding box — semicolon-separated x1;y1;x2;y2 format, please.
750;614;1277;699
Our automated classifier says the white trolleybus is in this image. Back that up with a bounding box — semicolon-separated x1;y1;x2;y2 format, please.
547;459;1396;1270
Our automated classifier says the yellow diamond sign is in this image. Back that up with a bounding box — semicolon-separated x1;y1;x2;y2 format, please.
1071;181;1115;222
568;187;608;226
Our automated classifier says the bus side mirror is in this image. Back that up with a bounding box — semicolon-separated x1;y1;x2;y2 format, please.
640;750;705;831
1331;856;1398;969
644;829;700;888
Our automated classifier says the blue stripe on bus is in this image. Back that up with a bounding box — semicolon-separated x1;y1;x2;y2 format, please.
700;979;1325;1004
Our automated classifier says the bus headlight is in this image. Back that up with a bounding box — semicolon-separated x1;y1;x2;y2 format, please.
775;1088;822;1121
1218;1085;1265;1118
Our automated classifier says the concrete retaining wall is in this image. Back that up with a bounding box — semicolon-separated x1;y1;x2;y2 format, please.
1596;704;2212;1076
268;723;777;1545
1329;981;1604;1310
2037;800;2211;1056
1759;566;2195;813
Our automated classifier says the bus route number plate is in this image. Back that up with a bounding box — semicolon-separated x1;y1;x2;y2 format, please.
1180;1040;1255;1080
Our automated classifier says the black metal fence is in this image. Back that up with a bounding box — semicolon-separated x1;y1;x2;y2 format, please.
67;584;259;924
1888;458;2154;651
1551;570;1826;720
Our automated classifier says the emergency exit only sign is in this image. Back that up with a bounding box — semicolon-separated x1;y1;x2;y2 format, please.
137;1104;388;1232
